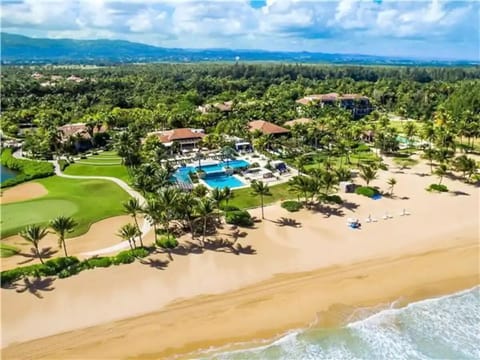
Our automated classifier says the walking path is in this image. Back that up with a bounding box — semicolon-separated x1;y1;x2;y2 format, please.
52;161;151;257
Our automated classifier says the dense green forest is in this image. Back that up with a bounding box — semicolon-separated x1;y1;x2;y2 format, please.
2;64;479;134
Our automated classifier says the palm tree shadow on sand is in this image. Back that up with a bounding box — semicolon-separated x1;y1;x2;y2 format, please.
139;258;170;270
10;276;56;299
274;217;302;228
16;247;58;265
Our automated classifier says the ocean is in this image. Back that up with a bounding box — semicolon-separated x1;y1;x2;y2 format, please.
201;286;480;360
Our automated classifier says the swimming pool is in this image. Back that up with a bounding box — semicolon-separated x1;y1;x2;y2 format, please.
172;159;250;189
203;172;246;189
199;159;250;174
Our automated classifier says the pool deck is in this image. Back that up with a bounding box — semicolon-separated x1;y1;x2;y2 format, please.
185;153;296;190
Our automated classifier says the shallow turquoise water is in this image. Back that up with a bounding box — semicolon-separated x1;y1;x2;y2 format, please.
203;172;245;189
0;164;19;183
172;160;250;188
202;287;480;360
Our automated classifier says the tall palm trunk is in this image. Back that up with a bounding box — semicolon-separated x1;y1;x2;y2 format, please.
260;194;265;219
132;215;144;247
62;238;68;257
202;217;207;246
35;245;44;264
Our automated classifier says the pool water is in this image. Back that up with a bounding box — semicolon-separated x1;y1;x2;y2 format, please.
172;159;250;189
203;172;245;189
199;159;250;174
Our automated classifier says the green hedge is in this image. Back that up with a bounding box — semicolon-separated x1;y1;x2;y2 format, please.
0;149;54;188
225;210;254;227
427;183;449;192
281;200;303;212
1;247;152;287
156;235;179;249
355;186;379;198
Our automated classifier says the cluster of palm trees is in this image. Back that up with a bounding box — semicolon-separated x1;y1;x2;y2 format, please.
18;216;78;264
119;186;235;250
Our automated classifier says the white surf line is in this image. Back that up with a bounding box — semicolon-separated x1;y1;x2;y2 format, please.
52;161;152;257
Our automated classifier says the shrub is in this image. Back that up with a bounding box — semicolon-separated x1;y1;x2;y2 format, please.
0;256;81;286
112;250;135;265
323;194;343;205
131;247;150;258
0;149;54;188
58;159;70;171
427;183;449;192
225;210;254;227
220;204;240;212
355;186;379;198
281;200;303;212
156;235;179;249
355;143;371;152
85;257;112;268
249;162;260;168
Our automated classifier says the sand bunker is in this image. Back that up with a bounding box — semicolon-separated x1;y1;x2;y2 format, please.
1;215;144;270
0;182;48;204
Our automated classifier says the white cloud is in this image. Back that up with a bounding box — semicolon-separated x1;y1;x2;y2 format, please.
0;0;478;59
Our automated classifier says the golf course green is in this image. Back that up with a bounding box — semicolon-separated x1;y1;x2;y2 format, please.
1;176;131;238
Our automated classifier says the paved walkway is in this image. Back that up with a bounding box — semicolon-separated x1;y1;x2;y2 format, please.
52;161;151;257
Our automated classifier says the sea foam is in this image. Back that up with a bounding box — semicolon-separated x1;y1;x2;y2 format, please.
201;286;480;360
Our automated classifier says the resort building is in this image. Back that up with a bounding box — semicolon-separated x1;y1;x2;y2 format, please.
248;120;290;137
284;117;313;127
58;123;107;151
147;128;205;150
59;123;107;140
197;101;233;114
296;93;373;118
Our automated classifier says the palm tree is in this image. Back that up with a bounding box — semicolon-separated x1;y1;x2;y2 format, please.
117;223;140;252
294;155;308;175
434;164;448;185
157;187;180;240
359;165;378;186
50;216;77;257
19;225;50;264
123;198;144;247
143;197;161;244
194;197;216;246
177;192;198;238
403;122;416;145
288;175;311;204
210;188;226;223
387;177;397;196
251;180;271;219
220;146;236;168
222;187;233;211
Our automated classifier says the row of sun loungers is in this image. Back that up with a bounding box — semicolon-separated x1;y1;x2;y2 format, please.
365;209;411;223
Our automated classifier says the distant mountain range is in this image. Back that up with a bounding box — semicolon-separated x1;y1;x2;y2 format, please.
1;33;477;66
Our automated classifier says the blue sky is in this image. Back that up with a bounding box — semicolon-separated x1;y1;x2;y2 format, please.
1;0;479;60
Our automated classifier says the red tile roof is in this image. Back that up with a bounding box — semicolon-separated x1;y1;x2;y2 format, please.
150;128;205;143
248;120;289;135
58;123;107;139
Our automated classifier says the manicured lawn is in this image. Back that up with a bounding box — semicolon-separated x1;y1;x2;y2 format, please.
0;176;130;238
230;182;293;209
64;163;130;183
63;151;130;182
0;243;20;258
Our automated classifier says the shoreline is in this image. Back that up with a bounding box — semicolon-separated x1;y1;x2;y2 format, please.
2;240;478;359
1;159;479;359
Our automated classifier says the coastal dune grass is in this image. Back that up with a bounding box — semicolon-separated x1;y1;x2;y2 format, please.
0;176;130;238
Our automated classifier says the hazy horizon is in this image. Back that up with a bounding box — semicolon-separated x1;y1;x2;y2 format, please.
1;0;479;61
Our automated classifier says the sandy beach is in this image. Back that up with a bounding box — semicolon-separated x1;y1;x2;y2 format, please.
1;159;479;359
